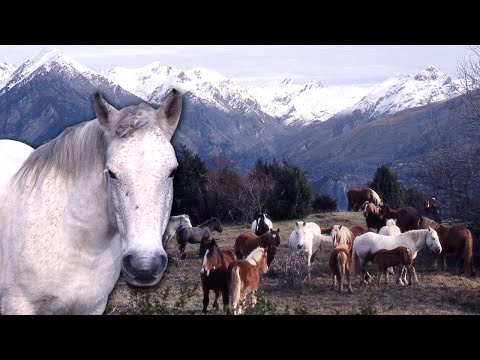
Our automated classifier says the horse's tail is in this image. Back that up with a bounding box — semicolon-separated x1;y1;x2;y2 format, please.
463;229;475;276
337;252;347;279
229;265;241;313
352;246;359;276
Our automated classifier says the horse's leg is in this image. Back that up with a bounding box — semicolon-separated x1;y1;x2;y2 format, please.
307;250;312;282
409;265;419;285
388;266;395;275
212;290;220;310
202;284;210;313
456;252;464;276
331;273;337;290
251;290;257;307
221;289;229;313
346;267;353;294
397;266;405;286
442;252;447;271
178;242;187;260
402;265;408;285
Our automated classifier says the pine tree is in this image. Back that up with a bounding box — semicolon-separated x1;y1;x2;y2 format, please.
369;165;404;209
172;144;208;224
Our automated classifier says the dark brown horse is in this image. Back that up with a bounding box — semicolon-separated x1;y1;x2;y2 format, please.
418;217;475;276
227;247;269;315
380;204;419;233
362;201;386;232
347;188;382;211
234;228;281;266
200;239;236;313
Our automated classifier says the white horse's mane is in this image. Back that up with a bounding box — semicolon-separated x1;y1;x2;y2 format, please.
12;102;154;188
246;247;265;264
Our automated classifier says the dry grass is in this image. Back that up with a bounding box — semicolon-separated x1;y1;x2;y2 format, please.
105;212;480;315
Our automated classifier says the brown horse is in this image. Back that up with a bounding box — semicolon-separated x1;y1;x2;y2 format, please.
227;247;269;315
373;246;418;285
418;217;475;276
331;225;355;249
349;224;371;238
362;201;386;232
234;228;281;266
329;244;353;293
200;239;236;313
380;204;419;232
347;188;382;211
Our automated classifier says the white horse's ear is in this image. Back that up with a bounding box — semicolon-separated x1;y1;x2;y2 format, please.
428;226;433;232
93;92;120;132
156;88;183;140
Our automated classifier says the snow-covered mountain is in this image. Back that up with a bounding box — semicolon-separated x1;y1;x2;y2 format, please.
0;48;112;96
249;66;461;126
249;78;371;126
0;61;15;83
341;65;461;120
103;64;267;118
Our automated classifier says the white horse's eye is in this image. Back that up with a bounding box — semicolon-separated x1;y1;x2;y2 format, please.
107;169;118;180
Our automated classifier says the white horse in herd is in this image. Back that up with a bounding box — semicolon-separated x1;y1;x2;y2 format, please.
352;227;442;284
0;89;183;314
289;221;331;277
379;219;401;236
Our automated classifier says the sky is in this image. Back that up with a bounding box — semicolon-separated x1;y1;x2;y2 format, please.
0;45;473;86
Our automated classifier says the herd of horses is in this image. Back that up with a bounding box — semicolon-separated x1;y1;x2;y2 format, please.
0;89;475;315
164;187;475;314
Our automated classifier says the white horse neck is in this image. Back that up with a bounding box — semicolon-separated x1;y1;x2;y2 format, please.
395;230;427;253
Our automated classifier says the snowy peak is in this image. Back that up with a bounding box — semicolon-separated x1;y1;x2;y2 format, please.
104;62;266;117
0;61;15;82
347;65;460;119
2;47;98;93
250;78;370;126
414;65;441;81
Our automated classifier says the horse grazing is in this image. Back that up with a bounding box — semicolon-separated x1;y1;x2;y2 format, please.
380;204;420;232
251;212;273;236
176;217;223;259
418;217;475;276
347;188;382;211
331;224;355;249
352;227;442;284
227;247;269;315
379;219;401;236
200;239;236;313
0;89;183;314
162;214;192;248
373;247;418;286
329;244;353;294
362;201;386;232
234;228;281;266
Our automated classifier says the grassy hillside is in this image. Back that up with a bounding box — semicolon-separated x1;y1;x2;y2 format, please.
105;212;480;315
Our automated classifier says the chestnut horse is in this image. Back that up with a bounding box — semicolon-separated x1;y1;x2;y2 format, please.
200;239;236;313
418;217;475;276
331;225;355;249
227;247;269;315
329;244;353;293
373;246;418;286
347;188;382;211
234;228;281;266
380;204;420;232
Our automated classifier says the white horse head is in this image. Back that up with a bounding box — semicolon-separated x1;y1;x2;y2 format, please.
180;214;192;228
294;221;308;250
425;226;442;254
386;219;397;226
93;89;183;287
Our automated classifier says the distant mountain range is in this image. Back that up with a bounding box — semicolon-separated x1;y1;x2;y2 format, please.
0;48;468;209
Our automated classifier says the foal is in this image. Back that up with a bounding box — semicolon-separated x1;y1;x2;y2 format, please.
200;239;235;313
227;247;268;315
373;246;418;286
